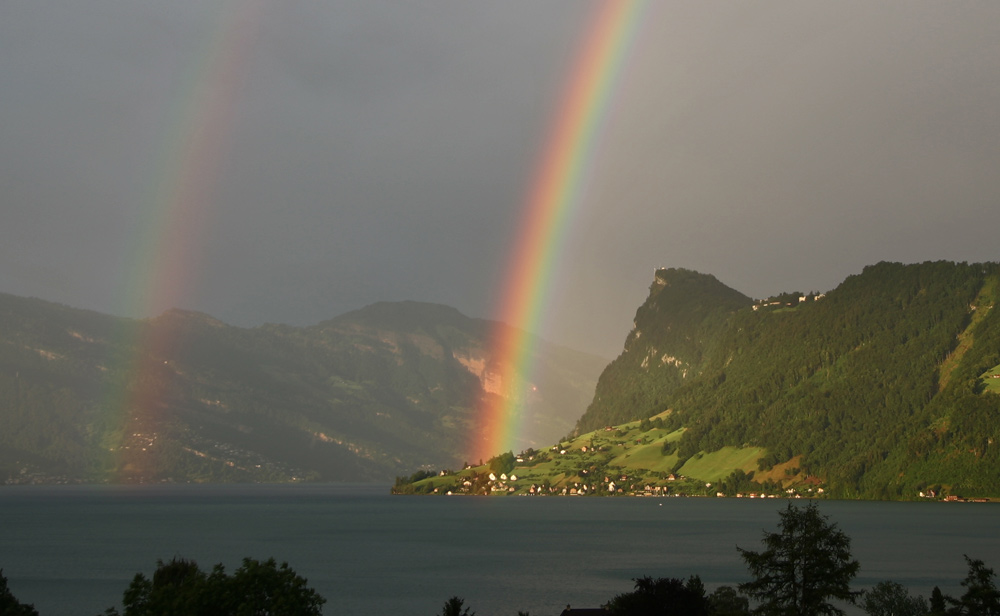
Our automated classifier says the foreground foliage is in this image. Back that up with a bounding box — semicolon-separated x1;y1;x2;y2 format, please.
0;569;39;616
102;557;325;616
738;503;860;616
2;507;997;616
605;576;711;616
440;596;476;616
861;581;927;616
440;506;995;616
947;557;1000;616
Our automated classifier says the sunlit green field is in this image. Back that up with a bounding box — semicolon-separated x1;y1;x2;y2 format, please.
678;446;765;482
982;364;1000;393
405;415;774;497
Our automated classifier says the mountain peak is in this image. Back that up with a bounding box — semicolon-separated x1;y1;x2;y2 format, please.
580;260;1000;499
648;268;742;298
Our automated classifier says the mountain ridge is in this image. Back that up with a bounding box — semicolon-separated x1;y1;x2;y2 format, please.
585;260;1000;498
0;295;606;484
398;260;1000;500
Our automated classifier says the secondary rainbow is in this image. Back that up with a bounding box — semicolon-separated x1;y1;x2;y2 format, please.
472;0;648;462
104;0;267;480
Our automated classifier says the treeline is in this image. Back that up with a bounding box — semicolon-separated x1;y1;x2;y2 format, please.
7;505;994;616
574;261;1000;499
434;504;998;616
1;557;324;616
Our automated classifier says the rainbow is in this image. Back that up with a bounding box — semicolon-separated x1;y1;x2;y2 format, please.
105;0;267;480
471;0;649;462
122;0;266;321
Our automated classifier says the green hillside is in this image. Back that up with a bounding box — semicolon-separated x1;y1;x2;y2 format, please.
398;261;1000;500
578;268;753;432
394;418;786;498
661;261;1000;499
0;297;605;484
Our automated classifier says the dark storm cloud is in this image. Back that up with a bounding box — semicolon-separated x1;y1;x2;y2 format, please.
2;1;998;357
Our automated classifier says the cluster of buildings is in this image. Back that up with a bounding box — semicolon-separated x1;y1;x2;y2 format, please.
752;293;826;311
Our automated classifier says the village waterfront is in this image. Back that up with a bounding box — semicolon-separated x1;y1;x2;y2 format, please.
1;484;998;616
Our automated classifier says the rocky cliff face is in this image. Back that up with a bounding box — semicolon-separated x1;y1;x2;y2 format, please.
575;268;752;433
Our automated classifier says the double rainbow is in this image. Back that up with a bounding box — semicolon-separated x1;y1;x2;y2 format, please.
471;0;648;462
99;0;647;476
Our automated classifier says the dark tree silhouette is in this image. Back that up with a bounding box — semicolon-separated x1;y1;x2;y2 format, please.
605;575;710;616
224;557;326;616
738;503;860;616
861;581;927;616
948;556;1000;616
441;596;475;616
106;557;324;616
930;587;948;616
0;569;39;616
708;585;751;616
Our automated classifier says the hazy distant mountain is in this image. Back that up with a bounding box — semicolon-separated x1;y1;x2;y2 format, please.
0;296;606;484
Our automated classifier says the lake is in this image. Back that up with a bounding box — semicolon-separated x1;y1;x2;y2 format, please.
1;484;998;616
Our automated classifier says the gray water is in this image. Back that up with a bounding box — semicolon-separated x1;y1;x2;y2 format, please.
1;484;998;616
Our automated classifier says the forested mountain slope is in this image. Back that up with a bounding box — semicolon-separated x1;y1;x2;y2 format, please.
0;297;605;484
575;261;1000;498
577;268;753;432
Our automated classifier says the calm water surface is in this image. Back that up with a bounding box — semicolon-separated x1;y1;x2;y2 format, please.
1;484;998;616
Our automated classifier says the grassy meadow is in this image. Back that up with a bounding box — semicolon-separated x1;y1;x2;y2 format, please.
399;413;813;498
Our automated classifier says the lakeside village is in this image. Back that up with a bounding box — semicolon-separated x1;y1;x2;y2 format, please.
394;440;831;499
393;415;991;502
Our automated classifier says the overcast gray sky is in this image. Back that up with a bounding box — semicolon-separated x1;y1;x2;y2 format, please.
2;1;998;357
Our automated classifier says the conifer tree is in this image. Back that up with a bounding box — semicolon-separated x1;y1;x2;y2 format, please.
948;556;1000;616
738;503;861;616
